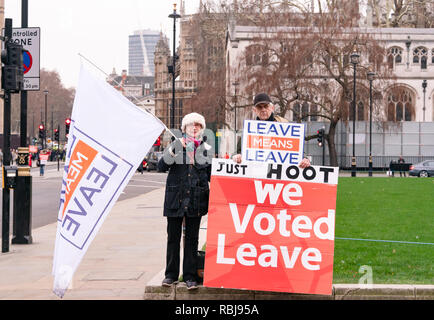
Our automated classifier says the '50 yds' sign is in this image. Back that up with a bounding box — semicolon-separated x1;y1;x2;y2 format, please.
204;159;339;295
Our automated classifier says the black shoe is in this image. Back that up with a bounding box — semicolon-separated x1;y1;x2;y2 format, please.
185;280;198;290
162;278;178;287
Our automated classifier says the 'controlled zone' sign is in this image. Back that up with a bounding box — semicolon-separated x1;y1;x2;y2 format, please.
11;27;40;91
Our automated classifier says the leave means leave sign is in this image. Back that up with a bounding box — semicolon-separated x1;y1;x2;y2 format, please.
241;120;305;165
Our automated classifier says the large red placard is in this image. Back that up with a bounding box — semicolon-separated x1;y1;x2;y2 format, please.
203;159;338;295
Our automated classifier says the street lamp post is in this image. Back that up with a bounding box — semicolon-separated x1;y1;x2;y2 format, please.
44;90;48;149
168;3;181;129
350;47;360;177
367;70;376;177
422;80;427;122
51;109;54;141
232;81;239;150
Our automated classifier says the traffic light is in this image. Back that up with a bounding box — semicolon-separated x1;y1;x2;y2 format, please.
167;64;174;74
54;128;59;141
317;128;325;147
1;39;24;93
65;118;71;135
38;124;45;140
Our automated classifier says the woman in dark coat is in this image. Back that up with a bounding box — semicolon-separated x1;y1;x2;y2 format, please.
158;112;212;290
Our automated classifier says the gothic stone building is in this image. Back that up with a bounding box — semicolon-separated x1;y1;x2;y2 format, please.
225;25;434;165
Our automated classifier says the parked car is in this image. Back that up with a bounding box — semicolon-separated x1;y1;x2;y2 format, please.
409;160;434;177
146;151;165;172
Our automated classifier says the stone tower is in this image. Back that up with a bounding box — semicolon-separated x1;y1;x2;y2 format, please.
154;33;171;125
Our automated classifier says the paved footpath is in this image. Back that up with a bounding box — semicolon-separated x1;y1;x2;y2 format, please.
0;185;198;300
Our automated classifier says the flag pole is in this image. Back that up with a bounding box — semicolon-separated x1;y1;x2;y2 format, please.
77;53;177;139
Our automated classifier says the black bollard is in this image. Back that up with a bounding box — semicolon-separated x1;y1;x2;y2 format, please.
12;175;33;244
12;147;33;244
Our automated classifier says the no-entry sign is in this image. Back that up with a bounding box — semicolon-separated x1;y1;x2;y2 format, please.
11;27;40;91
23;50;33;74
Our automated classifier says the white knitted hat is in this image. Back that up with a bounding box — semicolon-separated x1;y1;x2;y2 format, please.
181;112;206;133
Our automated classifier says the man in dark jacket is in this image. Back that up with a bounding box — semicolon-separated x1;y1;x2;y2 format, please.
158;112;212;290
232;93;311;168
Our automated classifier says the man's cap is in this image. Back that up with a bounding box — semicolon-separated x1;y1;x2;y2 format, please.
254;93;272;107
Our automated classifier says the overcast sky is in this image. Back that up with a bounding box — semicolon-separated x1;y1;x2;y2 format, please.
4;0;200;89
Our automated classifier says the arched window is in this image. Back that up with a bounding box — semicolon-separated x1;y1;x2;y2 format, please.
421;56;427;69
357;101;365;121
302;102;309;119
387;88;415;121
396;102;403;121
413;47;428;69
404;102;412;121
310;104;318;121
343;54;349;66
387;47;403;69
348;100;365;121
387;102;395;121
293;102;300;121
292;101;319;122
245;45;269;67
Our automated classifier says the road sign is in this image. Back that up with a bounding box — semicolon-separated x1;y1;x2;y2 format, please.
9;27;40;90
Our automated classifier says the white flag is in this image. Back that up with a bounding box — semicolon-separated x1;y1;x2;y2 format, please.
52;66;165;298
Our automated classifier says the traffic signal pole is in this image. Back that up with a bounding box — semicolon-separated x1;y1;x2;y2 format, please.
322;137;325;166
57;124;60;171
12;1;33;245
38;124;45;149
317;128;325;166
2;83;12;252
2;19;13;252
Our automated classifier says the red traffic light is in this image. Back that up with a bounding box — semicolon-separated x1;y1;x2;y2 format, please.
39;124;44;130
65;118;71;125
54;128;59;133
153;137;161;146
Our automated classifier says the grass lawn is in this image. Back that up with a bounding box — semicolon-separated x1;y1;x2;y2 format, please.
333;177;434;284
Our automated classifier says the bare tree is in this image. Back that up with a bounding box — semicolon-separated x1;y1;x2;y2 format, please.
367;0;434;28
237;0;395;166
184;0;409;165
186;0;274;130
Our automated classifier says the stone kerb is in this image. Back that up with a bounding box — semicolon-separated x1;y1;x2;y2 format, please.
143;284;434;300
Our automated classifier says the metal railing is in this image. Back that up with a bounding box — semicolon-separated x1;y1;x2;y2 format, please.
311;155;434;170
